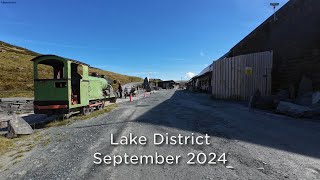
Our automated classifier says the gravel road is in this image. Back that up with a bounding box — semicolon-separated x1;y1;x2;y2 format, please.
1;90;320;180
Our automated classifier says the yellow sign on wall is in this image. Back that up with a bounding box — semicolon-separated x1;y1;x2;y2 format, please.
245;67;252;75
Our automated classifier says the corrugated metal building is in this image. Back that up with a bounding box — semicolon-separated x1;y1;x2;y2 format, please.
158;80;177;89
226;0;320;96
186;64;213;93
211;51;273;100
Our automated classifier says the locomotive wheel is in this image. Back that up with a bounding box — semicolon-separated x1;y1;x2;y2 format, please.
81;106;89;115
110;97;117;103
97;105;102;110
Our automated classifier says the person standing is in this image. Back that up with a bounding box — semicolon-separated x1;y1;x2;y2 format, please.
118;83;123;98
124;87;128;99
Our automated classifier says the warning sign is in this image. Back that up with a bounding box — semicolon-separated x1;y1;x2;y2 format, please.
245;67;252;75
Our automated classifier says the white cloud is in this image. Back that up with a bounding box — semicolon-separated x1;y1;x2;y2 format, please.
186;72;196;78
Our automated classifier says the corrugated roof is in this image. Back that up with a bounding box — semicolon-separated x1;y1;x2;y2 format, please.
192;63;214;79
198;64;212;77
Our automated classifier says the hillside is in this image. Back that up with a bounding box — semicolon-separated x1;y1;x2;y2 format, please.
0;41;142;98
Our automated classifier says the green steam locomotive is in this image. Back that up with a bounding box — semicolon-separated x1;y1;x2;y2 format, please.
32;55;117;116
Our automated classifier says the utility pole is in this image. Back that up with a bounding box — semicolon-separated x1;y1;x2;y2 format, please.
270;3;280;22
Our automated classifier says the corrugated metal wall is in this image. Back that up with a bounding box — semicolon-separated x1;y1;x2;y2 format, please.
228;0;320;93
211;51;273;100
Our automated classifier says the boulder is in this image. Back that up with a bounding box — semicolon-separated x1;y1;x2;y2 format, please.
312;92;320;105
0;113;10;128
295;92;313;106
248;89;261;109
276;101;313;118
8;114;33;136
288;84;296;99
298;76;313;97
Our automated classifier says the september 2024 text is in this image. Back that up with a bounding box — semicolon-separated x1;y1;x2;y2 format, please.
93;133;228;167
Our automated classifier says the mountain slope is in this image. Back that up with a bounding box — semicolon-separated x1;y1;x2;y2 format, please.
0;41;142;97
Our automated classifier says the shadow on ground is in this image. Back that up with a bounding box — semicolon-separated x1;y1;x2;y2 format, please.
133;90;320;159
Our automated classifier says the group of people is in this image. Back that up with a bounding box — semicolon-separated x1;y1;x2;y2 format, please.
117;83;138;99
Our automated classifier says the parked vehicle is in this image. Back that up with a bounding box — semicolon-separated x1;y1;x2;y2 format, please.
32;55;117;116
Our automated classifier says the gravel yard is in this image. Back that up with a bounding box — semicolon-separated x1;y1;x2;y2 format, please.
0;89;320;180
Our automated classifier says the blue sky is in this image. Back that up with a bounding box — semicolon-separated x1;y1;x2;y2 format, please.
0;0;288;80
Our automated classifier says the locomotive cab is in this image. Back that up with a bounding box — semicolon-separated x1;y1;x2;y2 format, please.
32;55;90;114
32;55;116;116
70;63;83;105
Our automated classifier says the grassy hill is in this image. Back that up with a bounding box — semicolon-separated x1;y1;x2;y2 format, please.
0;41;142;98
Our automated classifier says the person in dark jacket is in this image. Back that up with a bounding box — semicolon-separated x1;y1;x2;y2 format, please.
118;83;123;98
